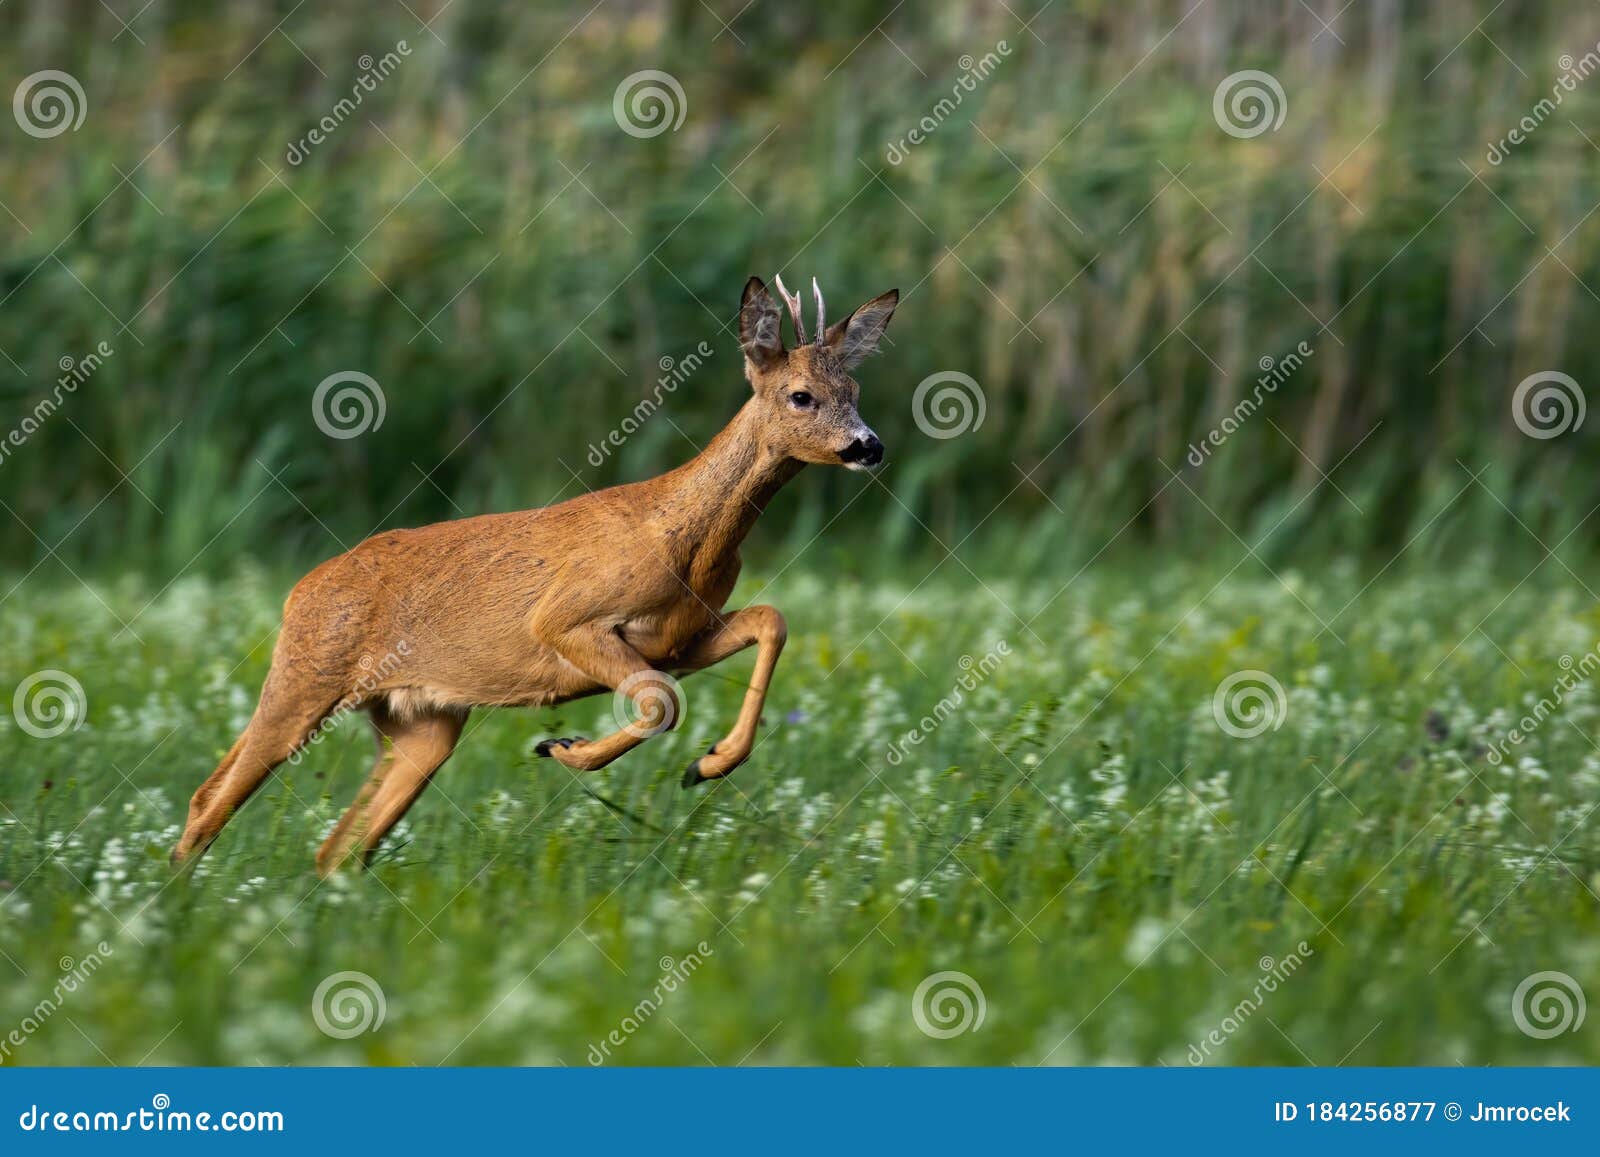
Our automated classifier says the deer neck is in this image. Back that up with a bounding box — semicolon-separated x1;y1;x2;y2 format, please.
665;400;802;564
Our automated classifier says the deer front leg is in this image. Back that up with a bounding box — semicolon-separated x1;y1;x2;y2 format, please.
673;605;787;788
534;626;683;772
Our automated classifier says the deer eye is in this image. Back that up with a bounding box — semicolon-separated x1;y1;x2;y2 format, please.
787;391;815;410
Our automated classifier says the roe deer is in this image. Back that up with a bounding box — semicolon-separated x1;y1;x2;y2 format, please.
171;275;898;875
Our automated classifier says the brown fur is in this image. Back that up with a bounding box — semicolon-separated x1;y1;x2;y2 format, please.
171;277;898;875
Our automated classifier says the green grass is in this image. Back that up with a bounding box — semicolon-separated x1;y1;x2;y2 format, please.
5;2;1599;563
1;555;1597;1065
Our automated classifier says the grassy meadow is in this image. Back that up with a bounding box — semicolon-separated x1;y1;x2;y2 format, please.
2;551;1597;1065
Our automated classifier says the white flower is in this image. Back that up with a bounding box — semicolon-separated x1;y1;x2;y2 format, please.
1124;917;1170;965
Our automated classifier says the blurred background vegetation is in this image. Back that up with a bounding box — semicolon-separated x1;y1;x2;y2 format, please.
1;0;1597;576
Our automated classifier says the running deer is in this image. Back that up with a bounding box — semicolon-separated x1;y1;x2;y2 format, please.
172;276;898;875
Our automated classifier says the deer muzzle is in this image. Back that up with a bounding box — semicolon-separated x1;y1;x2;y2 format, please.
838;432;884;469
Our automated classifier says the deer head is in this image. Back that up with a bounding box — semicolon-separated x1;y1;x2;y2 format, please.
737;275;899;470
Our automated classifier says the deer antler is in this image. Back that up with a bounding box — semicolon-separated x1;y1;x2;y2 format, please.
772;274;806;345
812;278;826;344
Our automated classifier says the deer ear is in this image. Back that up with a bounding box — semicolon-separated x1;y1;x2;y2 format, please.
739;276;786;374
824;289;898;369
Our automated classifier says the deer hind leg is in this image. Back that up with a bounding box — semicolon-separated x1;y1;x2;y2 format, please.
183;734;244;831
172;676;344;865
315;704;466;877
533;627;682;772
672;605;787;788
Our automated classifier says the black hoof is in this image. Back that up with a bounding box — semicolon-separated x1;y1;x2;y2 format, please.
535;737;578;757
681;745;722;789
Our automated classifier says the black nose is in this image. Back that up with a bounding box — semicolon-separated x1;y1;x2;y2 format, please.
839;434;884;466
